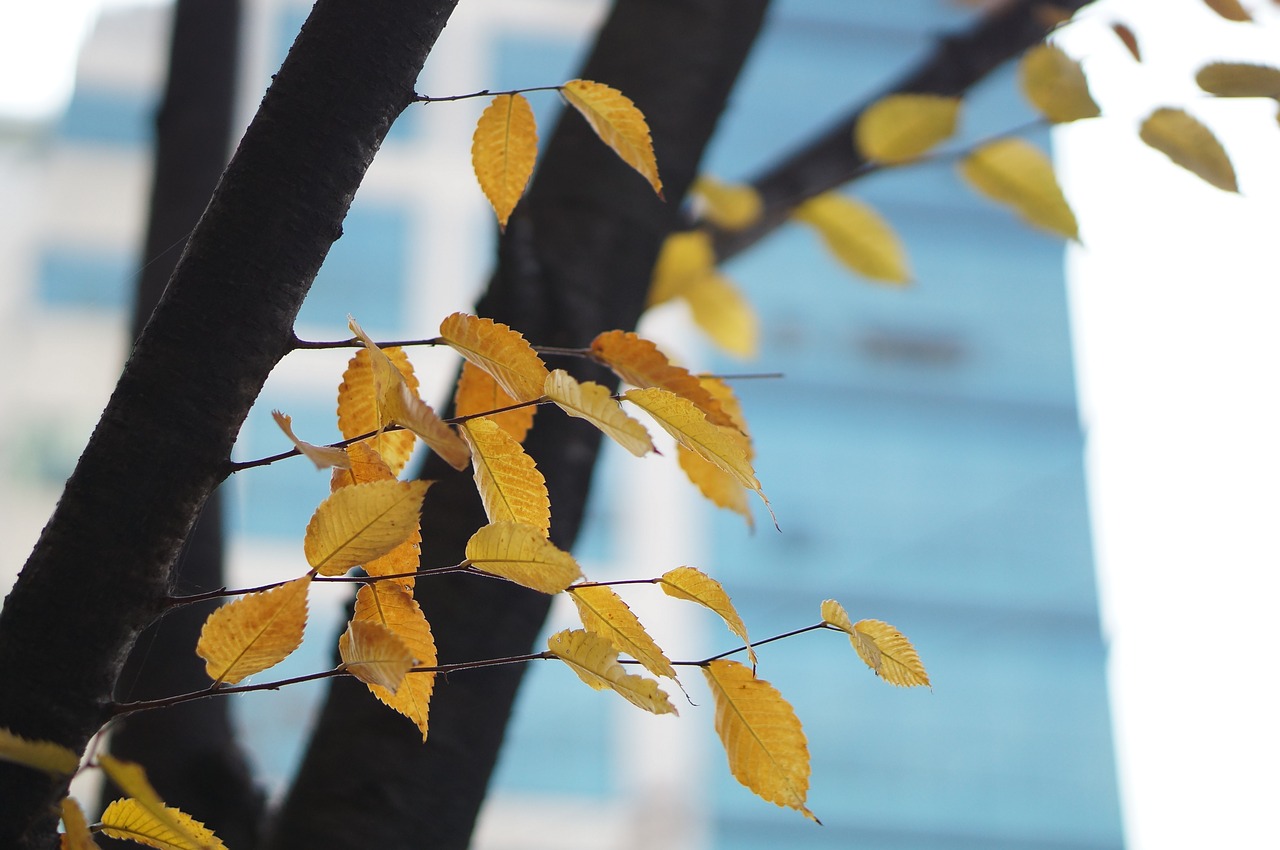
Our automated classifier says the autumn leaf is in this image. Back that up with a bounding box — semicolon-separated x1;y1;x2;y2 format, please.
394;382;470;471
303;479;429;576
547;629;677;715
59;797;99;850
465;521;582;594
271;411;350;470
677;445;753;527
1202;0;1251;22
821;599;930;687
196;576;310;685
98;797;225;850
648;230;717;307
958;138;1079;239
454;360;536;443
561;79;662;196
1112;23;1141;61
692;175;762;230
0;727;79;776
461;417;551;535
698;375;750;436
854;93;960;163
340;619;415;693
793;192;911;284
439;312;549;403
1196;62;1280;100
682;274;759;358
1019;43;1100;123
702;659;815;820
659;566;755;666
330;440;394;490
1139;107;1238;193
543;369;654;457
336;345;419;475
569;584;676;680
589;330;734;428
472;93;538;229
352;583;436;739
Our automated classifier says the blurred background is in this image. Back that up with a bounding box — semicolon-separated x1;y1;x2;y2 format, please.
1;1;1277;848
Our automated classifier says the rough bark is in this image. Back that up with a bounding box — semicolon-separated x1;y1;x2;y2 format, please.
98;2;263;847
0;1;459;846
704;0;1091;262
264;2;770;849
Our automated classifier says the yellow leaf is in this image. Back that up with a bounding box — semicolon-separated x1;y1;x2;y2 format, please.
854;93;960;163
568;584;675;680
792;192;911;284
472;93;538;229
98;797;225;850
336;346;419;475
352;583;436;740
1019;43;1100;123
958;138;1079;239
0;727;79;776
1112;23;1141;62
439;312;549;404
682;274;759;358
1139;107;1238;193
589;330;734;428
454;360;536;443
659;567;755;667
561;78;662;197
543;369;654;457
339;619;415;693
271;411;350;470
393;382;470;471
60;797;99;850
692;175;762;230
676;445;753;527
698;376;750;437
547;629;677;716
648;230;716;307
821;599;931;688
1196;62;1280;100
465;521;581;594
303;479;429;576
196;576;311;685
1203;0;1251;22
461;417;551;535
330;441;394;491
702;659;814;820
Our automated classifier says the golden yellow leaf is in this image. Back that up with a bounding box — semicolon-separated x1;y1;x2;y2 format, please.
561;79;662;196
454;360;536;443
393;382;470;471
352;583;436;739
1019;43;1100;123
698;376;750;437
547;629;677;715
339;618;415;693
692;175;763;230
1196;62;1280;100
439;313;549;403
659;567;755;666
348;316;414;426
958;138;1079;238
589;330;734;428
792;192;911;284
1203;0;1251;22
0;727;79;776
59;797;99;850
702;659;814;820
330;441;394;490
1112;23;1141;61
682;273;759;358
271;411;350;470
1139;107;1238;193
98;797;224;850
854;93;960;163
568;584;676;680
543;369;654;457
196;576;310;685
461;417;551;535
336;346;418;475
677;445;753;527
648;230;716;307
465;521;581;594
821;599;930;688
472;93;538;229
303;479;429;576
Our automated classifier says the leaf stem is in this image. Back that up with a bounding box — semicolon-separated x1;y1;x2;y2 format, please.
410;85;564;104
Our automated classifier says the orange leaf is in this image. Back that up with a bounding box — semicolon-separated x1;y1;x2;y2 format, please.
1112;23;1141;62
561;79;662;197
303;480;430;576
336;346;419;475
461;417;551;535
59;797;99;850
352;583;436;739
454;360;536;443
589;330;734;428
339;619;415;693
196;576;311;685
472;93;538;229
439;313;548;403
330;441;394;491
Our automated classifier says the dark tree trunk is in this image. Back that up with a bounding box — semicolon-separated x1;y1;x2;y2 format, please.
0;1;459;846
264;2;770;849
97;2;263;847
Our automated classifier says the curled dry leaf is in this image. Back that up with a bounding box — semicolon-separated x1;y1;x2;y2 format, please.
272;411;350;470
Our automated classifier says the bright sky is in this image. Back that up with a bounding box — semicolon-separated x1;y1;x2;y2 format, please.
2;2;1278;849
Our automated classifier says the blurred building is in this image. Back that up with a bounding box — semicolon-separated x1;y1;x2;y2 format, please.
0;2;1123;849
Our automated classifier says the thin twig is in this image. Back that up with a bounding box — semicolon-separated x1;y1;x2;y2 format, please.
411;85;563;104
